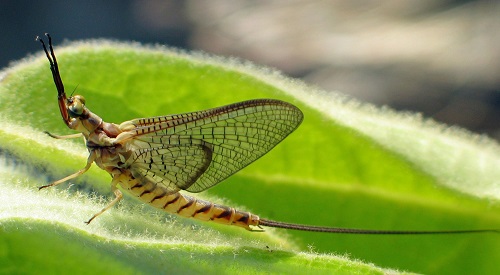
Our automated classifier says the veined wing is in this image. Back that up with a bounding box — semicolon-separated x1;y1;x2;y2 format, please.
126;99;303;193
129;144;213;194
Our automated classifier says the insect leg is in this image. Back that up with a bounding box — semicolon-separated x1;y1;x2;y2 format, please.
85;173;123;224
38;151;96;190
44;131;83;139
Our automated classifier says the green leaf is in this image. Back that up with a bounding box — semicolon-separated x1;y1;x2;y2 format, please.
1;40;499;274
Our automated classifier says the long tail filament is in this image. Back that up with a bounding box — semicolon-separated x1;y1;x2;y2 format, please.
258;218;499;234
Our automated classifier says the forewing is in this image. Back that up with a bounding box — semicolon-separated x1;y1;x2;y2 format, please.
127;99;303;193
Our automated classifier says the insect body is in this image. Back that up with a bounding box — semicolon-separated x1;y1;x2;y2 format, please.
37;34;498;234
36;34;302;229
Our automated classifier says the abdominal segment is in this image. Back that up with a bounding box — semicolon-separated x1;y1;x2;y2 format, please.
119;172;259;230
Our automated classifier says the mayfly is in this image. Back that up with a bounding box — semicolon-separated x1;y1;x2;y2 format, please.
36;33;498;235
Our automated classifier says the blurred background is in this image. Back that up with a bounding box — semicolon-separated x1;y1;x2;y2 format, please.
1;0;499;140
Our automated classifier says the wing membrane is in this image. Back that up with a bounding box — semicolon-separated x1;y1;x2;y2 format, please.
127;99;303;193
130;144;213;193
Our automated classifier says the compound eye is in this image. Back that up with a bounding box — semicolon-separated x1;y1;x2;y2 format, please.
68;95;85;117
74;95;86;105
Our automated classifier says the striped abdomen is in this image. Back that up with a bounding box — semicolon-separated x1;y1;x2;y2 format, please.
118;171;260;230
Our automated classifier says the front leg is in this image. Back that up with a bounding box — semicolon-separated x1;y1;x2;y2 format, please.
44;131;83;139
39;151;96;190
